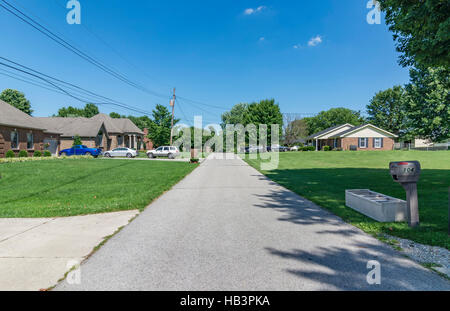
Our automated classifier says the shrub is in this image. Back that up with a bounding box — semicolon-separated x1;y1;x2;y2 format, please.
323;146;331;151
334;148;343;152
302;146;315;151
18;150;28;158
43;150;52;157
190;158;199;163
33;150;42;157
5;150;15;158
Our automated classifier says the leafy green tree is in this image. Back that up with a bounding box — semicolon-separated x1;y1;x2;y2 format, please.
378;0;450;68
0;89;33;115
57;103;98;118
109;112;123;119
221;103;249;127
305;108;365;134
83;103;99;118
367;86;407;137
147;104;179;147
243;99;283;145
72;135;83;146
404;66;449;142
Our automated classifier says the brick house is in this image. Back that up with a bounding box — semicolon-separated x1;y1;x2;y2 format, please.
37;114;145;151
0;99;60;157
306;123;397;151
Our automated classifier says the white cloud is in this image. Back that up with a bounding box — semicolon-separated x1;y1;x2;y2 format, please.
259;37;265;41
244;6;266;15
293;44;301;49
308;35;323;47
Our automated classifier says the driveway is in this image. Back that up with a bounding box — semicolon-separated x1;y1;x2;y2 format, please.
57;154;449;290
0;210;138;291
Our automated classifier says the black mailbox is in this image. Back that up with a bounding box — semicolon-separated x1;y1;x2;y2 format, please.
389;161;422;228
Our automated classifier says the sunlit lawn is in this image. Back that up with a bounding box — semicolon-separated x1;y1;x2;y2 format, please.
0;158;197;218
245;151;450;249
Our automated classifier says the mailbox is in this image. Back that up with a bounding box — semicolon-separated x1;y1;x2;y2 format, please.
390;161;421;183
389;161;421;227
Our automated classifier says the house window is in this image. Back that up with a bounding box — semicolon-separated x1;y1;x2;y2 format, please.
10;131;19;149
359;138;368;149
334;139;338;149
27;133;34;149
374;138;383;149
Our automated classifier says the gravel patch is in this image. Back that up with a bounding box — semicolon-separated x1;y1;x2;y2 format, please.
383;234;450;278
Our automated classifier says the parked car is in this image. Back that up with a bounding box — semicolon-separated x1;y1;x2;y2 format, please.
147;146;180;159
59;145;102;158
270;144;289;152
290;146;299;151
103;147;138;158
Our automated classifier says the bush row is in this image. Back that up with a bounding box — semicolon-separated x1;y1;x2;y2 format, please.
0;155;93;164
5;150;52;158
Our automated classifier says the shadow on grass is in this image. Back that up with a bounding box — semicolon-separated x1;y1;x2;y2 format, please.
0;161;133;205
252;168;450;249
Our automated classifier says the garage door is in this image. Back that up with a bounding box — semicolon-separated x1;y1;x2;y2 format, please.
44;139;58;155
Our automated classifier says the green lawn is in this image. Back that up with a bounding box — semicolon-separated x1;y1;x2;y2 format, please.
245;151;450;249
0;158;197;218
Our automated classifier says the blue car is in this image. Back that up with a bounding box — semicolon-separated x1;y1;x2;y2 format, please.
59;145;102;158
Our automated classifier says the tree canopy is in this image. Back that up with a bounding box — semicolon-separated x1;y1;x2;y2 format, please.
146;104;179;147
0;89;33;115
367;86;407;137
378;0;450;68
404;66;449;142
56;103;99;118
304;108;365;135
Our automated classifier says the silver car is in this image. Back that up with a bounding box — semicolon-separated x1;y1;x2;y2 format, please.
103;147;138;158
147;146;180;159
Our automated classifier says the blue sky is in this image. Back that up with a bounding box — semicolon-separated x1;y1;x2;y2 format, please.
0;0;410;125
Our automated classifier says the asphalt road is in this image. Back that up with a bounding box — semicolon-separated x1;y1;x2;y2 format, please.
57;154;450;290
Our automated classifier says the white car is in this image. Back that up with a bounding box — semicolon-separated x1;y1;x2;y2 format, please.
290;146;299;151
103;147;138;158
147;146;180;159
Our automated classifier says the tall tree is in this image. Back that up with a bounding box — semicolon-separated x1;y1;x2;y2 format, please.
404;66;449;142
147;104;179;147
367;86;407;137
243;99;283;145
305;108;365;134
221;103;249;127
0;89;33;115
378;0;450;68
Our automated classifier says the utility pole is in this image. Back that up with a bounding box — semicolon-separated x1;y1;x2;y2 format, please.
170;87;176;146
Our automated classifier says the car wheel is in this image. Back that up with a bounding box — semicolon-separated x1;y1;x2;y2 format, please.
148;153;155;159
168;153;175;160
104;153;111;158
61;152;67;157
85;152;92;157
126;153;132;158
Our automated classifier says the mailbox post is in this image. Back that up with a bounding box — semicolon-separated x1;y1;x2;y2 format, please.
389;161;421;228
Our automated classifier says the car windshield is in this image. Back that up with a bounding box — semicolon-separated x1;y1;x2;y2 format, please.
82;145;88;148
156;147;163;151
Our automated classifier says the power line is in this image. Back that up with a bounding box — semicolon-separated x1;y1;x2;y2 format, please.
0;0;170;101
0;58;158;116
0;56;157;115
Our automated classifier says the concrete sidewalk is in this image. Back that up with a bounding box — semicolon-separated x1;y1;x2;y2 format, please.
0;210;138;291
57;154;449;291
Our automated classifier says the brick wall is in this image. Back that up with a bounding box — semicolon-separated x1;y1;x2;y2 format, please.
0;125;48;157
60;138;96;151
341;137;394;151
